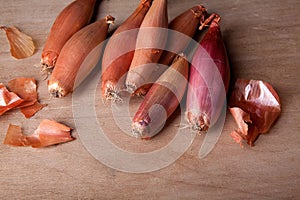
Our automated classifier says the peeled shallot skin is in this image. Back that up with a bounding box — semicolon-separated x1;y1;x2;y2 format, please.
229;79;281;146
3;120;74;148
0;83;23;116
0;26;35;59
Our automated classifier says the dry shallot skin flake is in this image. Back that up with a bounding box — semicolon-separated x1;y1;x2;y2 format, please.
3;120;75;148
7;77;37;108
0;26;35;59
186;14;230;132
101;0;152;101
0;83;24;116
229;79;281;146
28;119;75;148
3;124;29;146
7;77;47;118
20;102;47;119
41;0;96;71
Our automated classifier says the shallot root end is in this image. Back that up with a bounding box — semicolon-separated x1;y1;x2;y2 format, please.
131;121;149;139
48;82;65;98
187;111;210;132
40;64;53;80
126;82;137;94
104;86;123;102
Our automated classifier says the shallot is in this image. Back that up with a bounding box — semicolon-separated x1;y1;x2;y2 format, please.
41;0;96;71
101;0;152;101
186;14;230;132
132;54;189;138
48;15;114;98
125;0;168;96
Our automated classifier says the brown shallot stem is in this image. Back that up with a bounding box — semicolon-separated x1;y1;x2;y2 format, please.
199;13;219;30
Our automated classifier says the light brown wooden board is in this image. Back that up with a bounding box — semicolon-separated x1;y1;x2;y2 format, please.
0;0;299;199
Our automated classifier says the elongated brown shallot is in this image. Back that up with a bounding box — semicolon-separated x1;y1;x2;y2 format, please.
41;0;96;71
132;54;189;138
186;14;230;132
48;15;115;98
159;5;207;66
0;26;35;59
125;0;168;96
101;0;152;101
132;5;207;96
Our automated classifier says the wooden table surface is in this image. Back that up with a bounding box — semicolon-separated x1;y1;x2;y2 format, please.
0;0;299;199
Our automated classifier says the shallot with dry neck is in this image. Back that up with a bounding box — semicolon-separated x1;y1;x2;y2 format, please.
131;5;207;96
101;0;152;101
125;0;168;96
41;0;96;71
132;54;189;139
48;15;114;98
159;5;207;66
186;14;230;132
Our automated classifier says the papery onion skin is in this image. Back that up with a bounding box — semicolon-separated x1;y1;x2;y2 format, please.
29;119;74;148
20;102;47;118
229;79;281;146
0;83;24;116
8;77;38;108
3;124;29;146
0;26;35;59
3;120;74;148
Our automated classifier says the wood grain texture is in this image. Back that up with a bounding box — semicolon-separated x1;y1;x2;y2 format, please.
0;0;299;199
